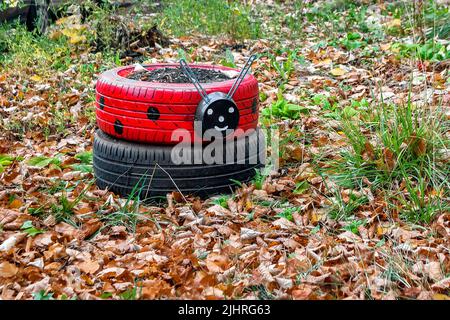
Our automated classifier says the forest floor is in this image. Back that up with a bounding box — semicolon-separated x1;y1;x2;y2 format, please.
0;0;449;300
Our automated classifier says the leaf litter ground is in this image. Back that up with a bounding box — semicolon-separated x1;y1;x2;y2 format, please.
0;0;449;300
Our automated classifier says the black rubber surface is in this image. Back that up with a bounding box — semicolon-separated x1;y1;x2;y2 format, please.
93;129;265;199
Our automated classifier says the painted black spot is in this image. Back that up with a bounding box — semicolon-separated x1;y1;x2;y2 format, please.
251;98;258;114
147;106;160;120
114;119;123;135
99;96;105;110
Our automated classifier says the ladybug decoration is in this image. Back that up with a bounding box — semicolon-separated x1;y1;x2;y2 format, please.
179;55;257;138
95;62;259;144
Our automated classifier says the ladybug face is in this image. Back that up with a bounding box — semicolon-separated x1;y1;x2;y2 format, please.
202;99;239;136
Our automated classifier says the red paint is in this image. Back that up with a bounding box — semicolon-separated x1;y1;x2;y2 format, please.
96;64;260;144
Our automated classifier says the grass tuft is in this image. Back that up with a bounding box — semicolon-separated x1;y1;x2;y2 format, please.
322;101;449;223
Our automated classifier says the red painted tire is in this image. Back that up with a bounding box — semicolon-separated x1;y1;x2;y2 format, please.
95;63;260;144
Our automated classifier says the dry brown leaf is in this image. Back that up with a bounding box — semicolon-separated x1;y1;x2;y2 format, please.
0;209;19;226
303;273;331;284
77;260;100;274
33;232;54;247
8;199;23;209
240;227;262;240
382;147;396;171
413;137;427;156
97;267;126;279
0;261;19;278
275;277;293;289
0;232;27;251
205;252;229;273
424;262;444;282
431;277;450;291
54;222;78;238
141;279;171;299
362;141;375;161
135;251;168;265
77;219;102;239
292;286;313;300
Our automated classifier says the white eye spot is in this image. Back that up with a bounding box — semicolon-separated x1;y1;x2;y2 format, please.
207;109;213;115
219;116;225;122
228;107;234;113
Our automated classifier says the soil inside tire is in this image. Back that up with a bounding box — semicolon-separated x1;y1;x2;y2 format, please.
126;67;236;83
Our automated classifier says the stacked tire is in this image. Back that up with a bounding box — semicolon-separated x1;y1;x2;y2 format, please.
93;63;265;200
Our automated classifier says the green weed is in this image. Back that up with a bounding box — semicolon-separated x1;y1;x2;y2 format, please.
275;207;301;222
261;92;309;121
393;40;450;62
0;154;18;173
212;195;230;209
32;290;54;300
20;220;44;237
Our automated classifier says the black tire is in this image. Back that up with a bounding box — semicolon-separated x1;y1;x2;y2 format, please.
93;129;265;200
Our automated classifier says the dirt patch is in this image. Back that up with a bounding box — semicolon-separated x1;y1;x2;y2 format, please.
126;67;235;83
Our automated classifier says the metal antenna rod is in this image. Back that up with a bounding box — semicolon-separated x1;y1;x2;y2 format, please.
179;59;210;102
227;54;257;99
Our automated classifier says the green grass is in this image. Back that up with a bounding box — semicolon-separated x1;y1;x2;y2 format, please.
98;169;165;233
0;21;72;73
263;48;305;85
0;5;120;74
0;14;120;138
156;0;261;40
341;217;367;235
252;167;271;190
119;285;141;300
327;191;369;221
386;0;450;40
29;181;93;226
50;186;91;225
321;101;449;223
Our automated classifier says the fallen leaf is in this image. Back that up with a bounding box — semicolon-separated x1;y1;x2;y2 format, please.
78;260;100;274
382;147;396;171
432;277;450;291
424;262;444;281
330;67;347;76
433;293;450;300
292;286;313;300
206;253;229;273
240;227;262;240
275;277;293;289
8;198;23;209
30;75;42;82
303;273;331;284
55;222;78;238
77;219;102;239
135;251;168;264
386;18;401;28
28;258;44;270
97;267;126;279
0;232;27;251
0;261;19;278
